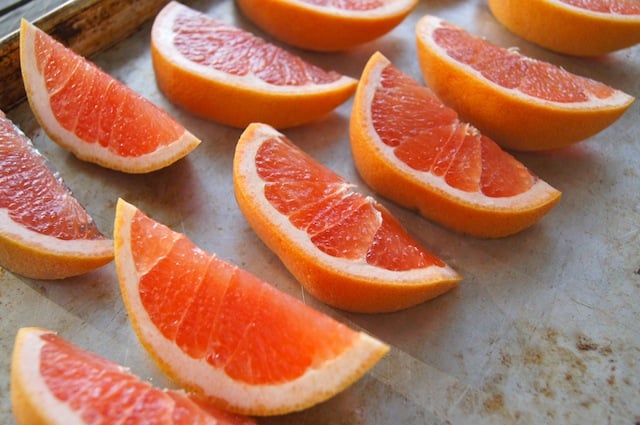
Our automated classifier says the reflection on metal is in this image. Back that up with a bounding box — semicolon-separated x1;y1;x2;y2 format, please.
0;0;169;110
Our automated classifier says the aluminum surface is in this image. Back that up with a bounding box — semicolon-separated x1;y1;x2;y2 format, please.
1;1;639;423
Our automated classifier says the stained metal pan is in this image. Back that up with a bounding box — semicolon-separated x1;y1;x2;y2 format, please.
1;0;639;423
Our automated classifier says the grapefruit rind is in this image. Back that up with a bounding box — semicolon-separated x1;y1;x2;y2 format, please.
19;19;201;174
488;0;640;56
0;111;113;280
350;52;562;238
415;15;634;151
233;123;461;313
11;327;256;424
11;328;86;425
0;211;113;280
235;0;419;52
150;2;358;129
114;198;389;415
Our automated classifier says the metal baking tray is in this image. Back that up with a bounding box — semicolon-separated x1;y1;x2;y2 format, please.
1;0;639;423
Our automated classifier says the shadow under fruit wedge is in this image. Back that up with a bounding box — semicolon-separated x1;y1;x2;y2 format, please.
235;0;418;52
113;198;389;416
233;123;461;313
11;327;256;425
19;19;200;174
415;15;634;151
151;1;357;129
488;0;640;57
350;52;562;238
0;110;113;280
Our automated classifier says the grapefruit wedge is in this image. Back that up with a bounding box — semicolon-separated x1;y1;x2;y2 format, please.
20;19;200;174
488;0;640;56
151;1;357;129
233;123;461;313
235;0;419;51
0;110;113;280
113;198;389;416
350;52;562;238
415;15;634;151
11;327;256;425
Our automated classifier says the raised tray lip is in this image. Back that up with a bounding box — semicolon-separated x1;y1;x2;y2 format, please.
1;1;639;423
0;0;171;111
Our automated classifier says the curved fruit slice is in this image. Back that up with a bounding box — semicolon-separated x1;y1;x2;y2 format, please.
488;0;640;56
235;0;418;52
0;110;113;280
350;52;562;238
20;19;200;174
233;122;461;313
151;1;357;129
11;327;256;425
113;198;389;416
415;15;634;151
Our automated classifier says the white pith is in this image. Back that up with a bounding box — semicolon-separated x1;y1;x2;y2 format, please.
21;20;200;173
416;15;634;110
14;329;97;425
279;0;418;17
361;53;562;211
547;0;640;20
15;328;229;424
237;124;461;284
115;199;389;414
0;209;113;257
152;2;357;94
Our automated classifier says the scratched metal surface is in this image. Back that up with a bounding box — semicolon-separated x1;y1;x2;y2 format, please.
1;0;639;423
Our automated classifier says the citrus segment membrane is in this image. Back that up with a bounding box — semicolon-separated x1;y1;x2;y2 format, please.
11;327;256;425
372;65;538;199
114;198;389;415
415;15;634;151
350;52;562;237
255;131;444;270
488;0;640;56
20;19;200;173
430;18;627;105
169;6;343;87
234;123;461;313
151;1;357;128
561;0;640;14
0;112;105;241
0;110;113;279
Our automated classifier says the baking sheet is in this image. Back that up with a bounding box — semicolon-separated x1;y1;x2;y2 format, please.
1;0;639;423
